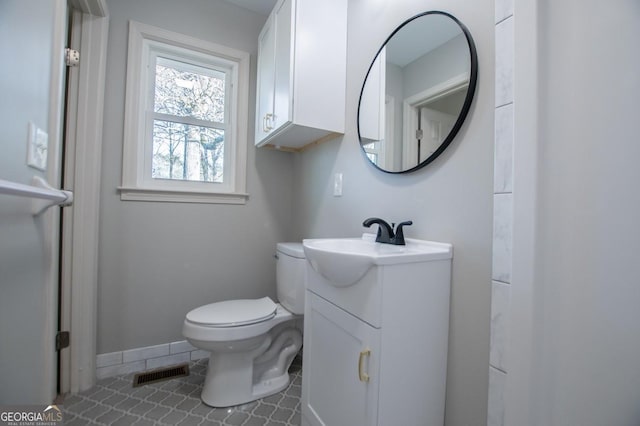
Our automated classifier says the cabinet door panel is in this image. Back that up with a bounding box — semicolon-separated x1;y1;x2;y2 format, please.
302;293;380;426
272;0;293;131
256;14;276;144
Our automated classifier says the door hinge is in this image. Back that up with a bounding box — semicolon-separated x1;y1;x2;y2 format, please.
56;331;70;351
415;129;423;140
65;48;80;67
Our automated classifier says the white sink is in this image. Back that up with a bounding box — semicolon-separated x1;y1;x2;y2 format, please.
302;233;452;287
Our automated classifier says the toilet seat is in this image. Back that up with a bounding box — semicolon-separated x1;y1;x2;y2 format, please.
186;297;277;328
183;303;298;343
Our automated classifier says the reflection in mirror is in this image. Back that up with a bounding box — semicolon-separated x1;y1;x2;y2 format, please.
358;11;477;173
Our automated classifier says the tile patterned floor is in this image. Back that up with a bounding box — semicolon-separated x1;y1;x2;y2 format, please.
62;355;302;425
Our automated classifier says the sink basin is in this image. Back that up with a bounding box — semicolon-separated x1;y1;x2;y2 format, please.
302;233;452;287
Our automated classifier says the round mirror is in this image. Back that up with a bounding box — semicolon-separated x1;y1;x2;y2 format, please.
358;11;478;173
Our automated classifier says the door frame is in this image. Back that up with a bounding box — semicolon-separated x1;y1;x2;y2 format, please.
402;72;469;169
59;0;109;395
42;0;68;403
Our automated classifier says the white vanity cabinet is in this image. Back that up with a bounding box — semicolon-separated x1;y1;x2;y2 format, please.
255;0;347;150
302;254;452;426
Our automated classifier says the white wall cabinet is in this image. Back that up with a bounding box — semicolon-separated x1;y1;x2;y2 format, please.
302;259;452;426
255;0;347;150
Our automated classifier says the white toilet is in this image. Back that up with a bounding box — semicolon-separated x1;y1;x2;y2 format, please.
182;243;306;407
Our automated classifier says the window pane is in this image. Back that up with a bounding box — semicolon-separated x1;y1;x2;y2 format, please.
362;141;379;164
154;57;225;123
152;120;225;183
362;141;378;151
366;152;378;163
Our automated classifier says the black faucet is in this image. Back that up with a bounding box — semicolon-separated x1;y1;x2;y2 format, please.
362;217;394;243
362;218;413;245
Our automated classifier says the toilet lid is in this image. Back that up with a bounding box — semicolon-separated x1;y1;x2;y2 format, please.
186;297;277;327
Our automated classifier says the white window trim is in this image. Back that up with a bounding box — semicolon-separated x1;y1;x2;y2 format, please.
119;21;249;204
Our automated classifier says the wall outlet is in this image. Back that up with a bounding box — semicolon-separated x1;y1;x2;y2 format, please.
333;172;343;197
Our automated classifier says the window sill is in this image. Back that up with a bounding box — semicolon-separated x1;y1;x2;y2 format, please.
117;186;248;204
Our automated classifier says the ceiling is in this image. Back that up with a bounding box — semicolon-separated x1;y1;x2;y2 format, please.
222;0;277;16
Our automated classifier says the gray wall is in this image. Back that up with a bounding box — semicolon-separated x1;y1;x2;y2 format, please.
403;34;469;100
528;0;640;424
0;0;57;404
292;1;494;425
98;0;295;353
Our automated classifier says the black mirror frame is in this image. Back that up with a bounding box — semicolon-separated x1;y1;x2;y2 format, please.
357;10;478;174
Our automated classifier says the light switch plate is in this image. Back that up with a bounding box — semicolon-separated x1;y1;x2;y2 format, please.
27;121;48;171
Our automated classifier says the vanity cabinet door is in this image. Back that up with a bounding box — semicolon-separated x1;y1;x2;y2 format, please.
302;292;380;426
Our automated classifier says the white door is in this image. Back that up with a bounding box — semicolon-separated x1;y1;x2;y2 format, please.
418;107;456;163
0;0;68;404
302;293;380;426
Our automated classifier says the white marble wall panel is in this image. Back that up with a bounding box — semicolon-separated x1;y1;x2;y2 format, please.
495;17;514;107
492;193;513;283
494;103;514;193
490;1;514;423
488;366;506;426
490;281;510;371
495;0;514;24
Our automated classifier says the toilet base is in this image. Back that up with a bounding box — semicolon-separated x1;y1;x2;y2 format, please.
199;326;302;407
251;371;290;400
201;362;292;407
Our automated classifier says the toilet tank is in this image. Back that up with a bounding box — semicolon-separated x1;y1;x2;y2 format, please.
276;243;306;314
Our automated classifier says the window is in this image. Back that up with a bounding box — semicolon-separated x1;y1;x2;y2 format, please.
151;57;227;183
362;141;380;164
120;21;250;204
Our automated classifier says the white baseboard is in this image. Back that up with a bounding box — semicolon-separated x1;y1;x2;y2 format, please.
96;340;209;380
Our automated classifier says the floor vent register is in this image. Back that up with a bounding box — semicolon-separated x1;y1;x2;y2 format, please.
132;363;190;387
